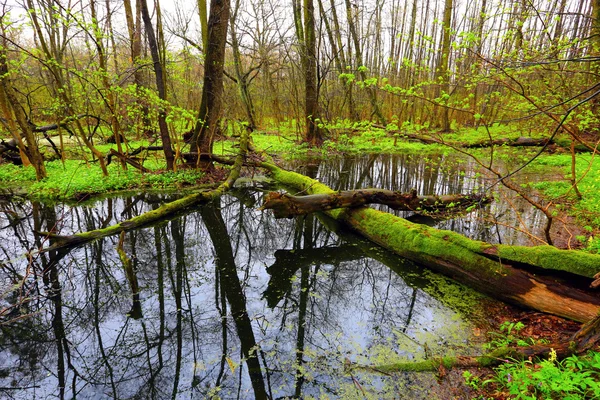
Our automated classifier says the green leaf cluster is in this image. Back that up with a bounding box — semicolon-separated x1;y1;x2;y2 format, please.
493;351;600;399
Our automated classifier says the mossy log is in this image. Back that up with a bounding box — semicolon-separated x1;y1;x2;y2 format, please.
463;137;552;148
38;129;250;252
367;313;600;373
261;190;490;218
261;162;600;322
385;131;552;148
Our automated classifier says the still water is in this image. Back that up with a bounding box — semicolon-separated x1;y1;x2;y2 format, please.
0;154;544;399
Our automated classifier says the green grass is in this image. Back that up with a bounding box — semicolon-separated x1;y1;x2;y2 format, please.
530;153;600;226
4;159;205;200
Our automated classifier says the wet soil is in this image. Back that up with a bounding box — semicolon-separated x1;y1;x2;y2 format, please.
429;301;583;400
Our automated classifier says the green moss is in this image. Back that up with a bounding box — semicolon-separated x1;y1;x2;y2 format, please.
268;163;513;279
423;271;488;320
496;244;599;278
264;161;600;321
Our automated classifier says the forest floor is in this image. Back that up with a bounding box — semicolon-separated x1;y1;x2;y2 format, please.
436;302;583;399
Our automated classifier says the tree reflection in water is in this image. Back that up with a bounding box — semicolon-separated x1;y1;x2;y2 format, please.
1;154;518;399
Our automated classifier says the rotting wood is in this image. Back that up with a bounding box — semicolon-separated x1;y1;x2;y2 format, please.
260;189;491;218
260;161;600;322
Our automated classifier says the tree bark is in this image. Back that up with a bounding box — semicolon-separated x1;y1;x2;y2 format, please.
229;0;257;129
293;0;323;145
435;0;453;132
190;0;231;167
140;0;175;170
261;189;490;218
344;0;386;125
262;162;600;322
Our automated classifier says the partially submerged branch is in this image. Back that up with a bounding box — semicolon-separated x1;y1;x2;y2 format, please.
37;129;250;252
261;189;490;218
365;313;600;373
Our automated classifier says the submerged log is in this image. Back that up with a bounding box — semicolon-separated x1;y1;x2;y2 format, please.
261;189;490;218
365;313;600;373
261;162;600;322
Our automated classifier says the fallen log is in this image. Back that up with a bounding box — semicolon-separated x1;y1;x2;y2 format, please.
381;129;553;148
364;313;600;373
37;128;250;252
260;162;600;322
463;136;552;148
261;189;490;218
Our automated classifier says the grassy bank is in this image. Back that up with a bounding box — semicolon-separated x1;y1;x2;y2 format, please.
0;123;597;228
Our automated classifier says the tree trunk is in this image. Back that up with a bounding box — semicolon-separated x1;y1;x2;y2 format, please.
229;0;257;129
435;0;453;132
261;189;490;218
190;0;231;167
293;0;323;145
263;163;600;322
140;0;175;170
197;0;209;51
344;0;386;125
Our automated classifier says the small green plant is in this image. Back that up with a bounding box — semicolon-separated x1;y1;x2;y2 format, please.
484;321;533;350
463;370;482;390
492;350;600;399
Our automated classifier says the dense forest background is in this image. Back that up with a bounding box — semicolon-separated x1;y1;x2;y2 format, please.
0;0;599;173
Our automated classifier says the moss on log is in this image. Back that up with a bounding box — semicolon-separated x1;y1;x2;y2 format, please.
39;129;250;252
369;314;600;373
368;347;518;373
261;162;600;322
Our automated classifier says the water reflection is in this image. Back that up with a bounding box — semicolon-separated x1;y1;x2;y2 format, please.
291;154;549;245
4;153;550;398
1;192;480;399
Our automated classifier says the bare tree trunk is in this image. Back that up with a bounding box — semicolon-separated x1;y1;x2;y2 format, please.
302;0;322;145
190;0;231;167
90;0;127;170
197;0;209;50
229;0;257;129
139;0;175;170
292;0;323;145
435;0;453;132
344;0;386;124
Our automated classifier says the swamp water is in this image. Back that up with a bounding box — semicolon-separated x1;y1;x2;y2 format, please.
0;154;548;399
